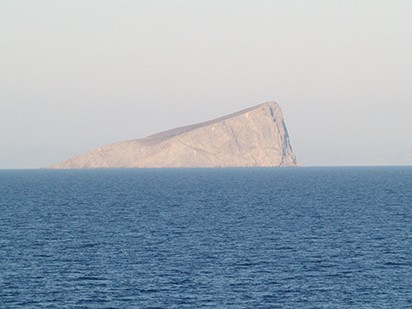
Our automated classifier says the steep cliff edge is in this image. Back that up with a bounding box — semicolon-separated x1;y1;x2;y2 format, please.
48;101;298;168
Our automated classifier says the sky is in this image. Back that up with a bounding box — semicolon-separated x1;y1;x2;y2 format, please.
1;0;411;168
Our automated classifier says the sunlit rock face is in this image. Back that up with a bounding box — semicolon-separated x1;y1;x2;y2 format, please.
48;102;298;168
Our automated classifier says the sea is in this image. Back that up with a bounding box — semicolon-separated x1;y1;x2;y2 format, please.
0;167;411;308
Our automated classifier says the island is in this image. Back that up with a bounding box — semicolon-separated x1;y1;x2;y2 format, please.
48;101;298;168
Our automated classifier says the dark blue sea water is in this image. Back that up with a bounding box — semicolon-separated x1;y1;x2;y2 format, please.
0;167;411;308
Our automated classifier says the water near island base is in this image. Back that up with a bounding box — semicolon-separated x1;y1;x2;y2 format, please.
1;167;411;308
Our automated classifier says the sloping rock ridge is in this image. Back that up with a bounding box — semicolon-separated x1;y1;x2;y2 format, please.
48;101;298;168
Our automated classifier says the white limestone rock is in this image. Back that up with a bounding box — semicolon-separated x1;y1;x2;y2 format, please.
48;101;298;168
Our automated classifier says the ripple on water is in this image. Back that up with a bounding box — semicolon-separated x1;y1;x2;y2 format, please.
0;167;411;308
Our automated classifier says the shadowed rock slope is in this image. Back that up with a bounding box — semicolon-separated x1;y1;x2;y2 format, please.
48;101;298;168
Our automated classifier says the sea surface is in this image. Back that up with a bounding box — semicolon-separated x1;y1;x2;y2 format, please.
0;167;411;308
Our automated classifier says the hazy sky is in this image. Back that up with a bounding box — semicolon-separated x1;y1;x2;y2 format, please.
1;1;411;168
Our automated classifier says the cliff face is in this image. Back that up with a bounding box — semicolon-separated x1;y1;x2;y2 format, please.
48;101;298;168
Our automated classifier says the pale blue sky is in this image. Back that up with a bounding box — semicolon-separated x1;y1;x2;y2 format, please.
1;1;411;168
